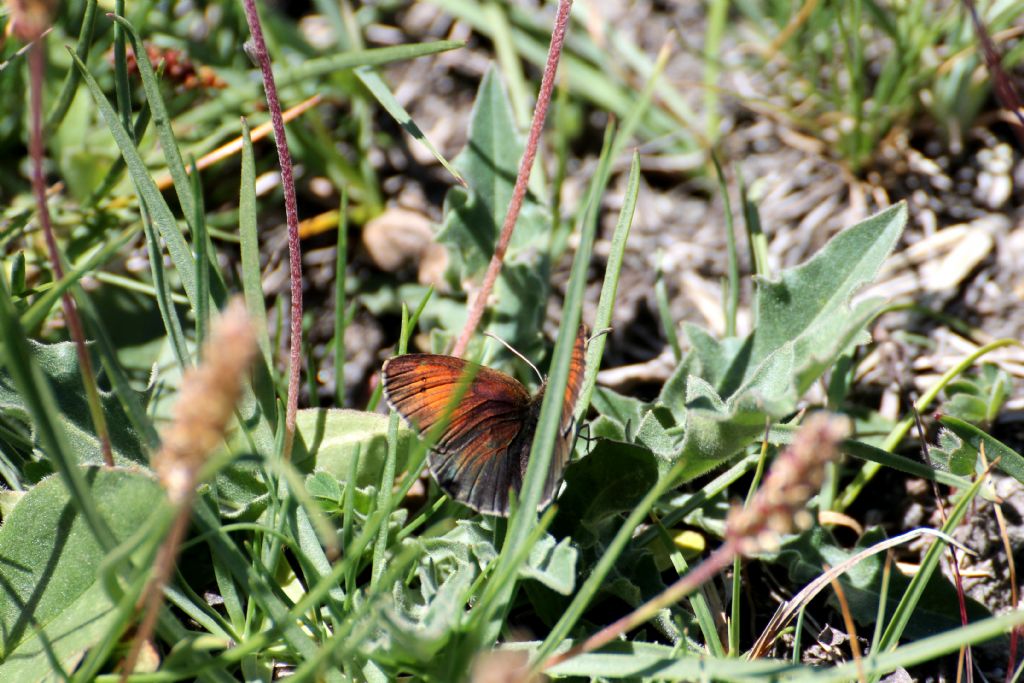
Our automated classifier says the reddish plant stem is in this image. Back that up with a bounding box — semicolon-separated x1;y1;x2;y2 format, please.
962;0;1024;147
543;540;738;670
241;0;303;459
28;41;113;467
452;0;574;357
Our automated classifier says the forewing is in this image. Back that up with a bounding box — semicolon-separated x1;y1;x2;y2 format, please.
381;354;532;515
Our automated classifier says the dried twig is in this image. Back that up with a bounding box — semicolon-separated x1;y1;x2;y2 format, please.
825;563;865;683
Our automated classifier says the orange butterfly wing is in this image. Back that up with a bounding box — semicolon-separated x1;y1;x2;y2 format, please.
543;323;587;506
382;354;532;515
381;324;588;516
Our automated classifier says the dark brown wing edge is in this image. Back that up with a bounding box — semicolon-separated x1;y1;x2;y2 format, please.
537;322;589;510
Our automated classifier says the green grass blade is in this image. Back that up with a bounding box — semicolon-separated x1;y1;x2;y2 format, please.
875;473;985;654
238;119;272;368
711;153;739;337
68;47;201;310
70;45;277;451
109;15;199;233
485;1;531;126
112;0;131;131
655;254;682;363
473;125;609;654
190;499;346;683
703;0;728;140
333;187;348;406
192;160;210;347
354;66;466;186
737;168;769;279
140;209;191;368
181;41;465;127
580;150;640;414
371;305;410;588
649;521;726;656
45;0;98;131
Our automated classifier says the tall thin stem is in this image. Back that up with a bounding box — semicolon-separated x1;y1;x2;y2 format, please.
240;0;304;459
452;0;574;357
29;38;112;466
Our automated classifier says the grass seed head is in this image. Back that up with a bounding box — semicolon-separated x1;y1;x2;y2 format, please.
153;298;256;502
726;413;851;555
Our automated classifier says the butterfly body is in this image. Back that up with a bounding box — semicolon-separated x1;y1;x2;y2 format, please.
381;325;587;516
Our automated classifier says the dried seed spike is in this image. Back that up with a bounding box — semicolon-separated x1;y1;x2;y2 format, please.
153;298;257;502
726;413;850;555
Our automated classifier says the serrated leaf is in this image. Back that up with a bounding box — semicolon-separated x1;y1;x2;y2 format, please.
0;468;163;679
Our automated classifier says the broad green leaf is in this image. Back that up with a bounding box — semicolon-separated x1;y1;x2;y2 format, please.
633;410;678;472
52;90;117;201
677;342;795;478
553;440;658;548
0;468;163;679
939;414;1024;484
378;518;575;672
657;204;906;477
930;428;978;476
589;386;649;437
436;67;549;358
216;408;415;520
520;534;577;596
748;202;906;392
940;363;1012;425
0;341;146;466
292;408;414;487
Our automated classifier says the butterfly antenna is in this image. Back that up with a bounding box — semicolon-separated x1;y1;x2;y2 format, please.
588;327;613;344
483;332;544;384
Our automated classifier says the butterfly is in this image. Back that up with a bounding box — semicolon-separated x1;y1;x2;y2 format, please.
381;324;588;516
